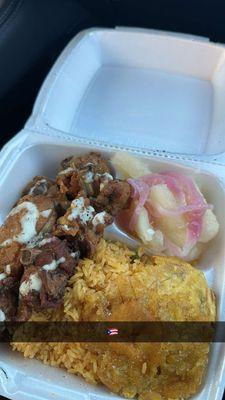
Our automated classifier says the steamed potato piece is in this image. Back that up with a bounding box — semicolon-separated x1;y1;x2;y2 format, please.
148;184;187;247
135;207;164;253
111;152;151;179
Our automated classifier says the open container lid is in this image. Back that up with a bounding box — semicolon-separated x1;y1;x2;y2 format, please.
24;27;225;165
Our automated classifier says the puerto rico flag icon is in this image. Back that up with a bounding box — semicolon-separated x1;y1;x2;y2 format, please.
107;328;119;336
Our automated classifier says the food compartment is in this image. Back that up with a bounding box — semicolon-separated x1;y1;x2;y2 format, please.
34;29;225;156
0;142;224;296
0;142;224;400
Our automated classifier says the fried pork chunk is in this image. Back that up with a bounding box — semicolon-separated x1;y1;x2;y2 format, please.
55;153;130;257
92;180;131;216
22;176;55;196
55;196;113;257
0;195;56;286
57;152;114;198
0;245;23;322
18;236;78;320
22;176;70;215
0;242;22;279
0;196;57;321
0;265;19;321
0;195;57;249
61;152;110;173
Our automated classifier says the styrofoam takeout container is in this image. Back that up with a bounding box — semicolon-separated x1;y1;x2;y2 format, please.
0;27;225;400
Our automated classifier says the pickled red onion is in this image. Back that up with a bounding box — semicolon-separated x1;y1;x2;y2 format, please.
159;171;210;255
156;203;211;217
140;173;186;204
127;179;149;229
160;171;206;209
127;171;211;257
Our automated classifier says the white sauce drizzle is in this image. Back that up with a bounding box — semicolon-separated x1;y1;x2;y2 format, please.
0;309;5;322
58;167;74;175
27;234;43;248
146;227;155;241
38;237;54;246
0;202;39;247
102;172;113;180
0;273;6;281
42;257;66;271
97;172;113;191
20;273;42;296
5;265;11;275
40;209;52;218
68;197;95;224
71;251;79;258
62;225;70;231
84;171;94;183
92;211;107;227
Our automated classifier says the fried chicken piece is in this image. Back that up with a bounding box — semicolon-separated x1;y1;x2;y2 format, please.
92;180;131;216
55;196;113;257
0;195;57;248
18;236;78;320
57;152;113;198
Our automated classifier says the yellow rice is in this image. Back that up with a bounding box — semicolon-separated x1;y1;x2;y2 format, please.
12;240;138;386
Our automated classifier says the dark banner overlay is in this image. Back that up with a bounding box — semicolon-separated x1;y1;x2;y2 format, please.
1;322;225;342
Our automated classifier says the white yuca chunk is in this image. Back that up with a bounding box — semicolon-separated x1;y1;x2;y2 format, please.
199;209;219;243
148;184;187;247
193;183;219;243
163;242;203;262
147;229;165;253
111;152;151;179
184;242;204;262
135;207;154;244
135;207;164;253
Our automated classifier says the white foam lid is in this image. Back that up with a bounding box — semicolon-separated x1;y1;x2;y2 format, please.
29;28;225;161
